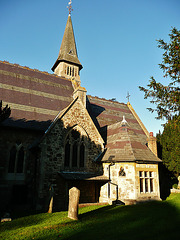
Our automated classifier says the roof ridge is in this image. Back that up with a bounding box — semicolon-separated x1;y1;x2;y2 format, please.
127;102;149;137
0;60;71;80
122;127;136;161
87;95;126;105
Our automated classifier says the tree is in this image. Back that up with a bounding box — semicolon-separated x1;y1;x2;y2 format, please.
139;27;180;120
158;115;180;177
139;28;180;181
0;100;11;122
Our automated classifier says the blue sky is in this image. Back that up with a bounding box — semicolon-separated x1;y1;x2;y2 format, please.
1;0;180;135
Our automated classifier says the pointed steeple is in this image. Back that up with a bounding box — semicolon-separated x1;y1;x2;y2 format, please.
52;14;82;80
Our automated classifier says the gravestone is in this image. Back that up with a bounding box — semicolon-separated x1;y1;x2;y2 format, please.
178;176;180;189
68;187;80;220
1;213;11;222
48;185;54;213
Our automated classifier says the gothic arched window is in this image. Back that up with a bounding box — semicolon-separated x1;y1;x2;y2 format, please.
64;140;70;167
80;143;85;168
8;144;25;174
8;146;17;173
17;146;24;173
64;129;86;169
72;142;78;167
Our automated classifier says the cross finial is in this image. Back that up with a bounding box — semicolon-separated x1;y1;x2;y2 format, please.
121;115;128;127
126;91;130;102
67;0;73;15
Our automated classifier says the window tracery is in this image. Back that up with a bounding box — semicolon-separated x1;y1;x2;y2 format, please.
8;143;25;174
64;129;86;169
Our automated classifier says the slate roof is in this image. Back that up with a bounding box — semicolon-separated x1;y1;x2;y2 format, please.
59;171;109;181
0;60;160;163
52;15;82;72
86;95;147;145
86;95;161;163
0;60;74;130
101;121;161;163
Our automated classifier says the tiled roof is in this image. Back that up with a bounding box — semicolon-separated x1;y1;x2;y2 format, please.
1;118;51;131
101;122;161;163
87;95;147;145
0;61;74;130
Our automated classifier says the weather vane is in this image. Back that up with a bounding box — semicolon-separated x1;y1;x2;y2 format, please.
126;91;130;102
67;0;73;15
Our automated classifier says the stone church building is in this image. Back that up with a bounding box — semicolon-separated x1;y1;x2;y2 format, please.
0;11;161;212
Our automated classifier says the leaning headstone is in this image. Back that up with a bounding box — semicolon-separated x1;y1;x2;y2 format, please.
68;187;80;220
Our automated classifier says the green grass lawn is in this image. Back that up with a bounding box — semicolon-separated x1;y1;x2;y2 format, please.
0;194;180;240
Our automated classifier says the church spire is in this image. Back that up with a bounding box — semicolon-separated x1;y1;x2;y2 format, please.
52;1;82;81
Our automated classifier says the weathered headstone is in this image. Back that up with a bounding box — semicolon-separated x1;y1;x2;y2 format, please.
178;176;180;189
1;213;11;223
68;187;80;220
48;185;54;213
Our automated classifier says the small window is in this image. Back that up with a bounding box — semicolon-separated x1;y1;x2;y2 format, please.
69;49;73;55
140;178;144;193
145;178;148;192
150;179;154;192
72;67;74;77
139;171;154;194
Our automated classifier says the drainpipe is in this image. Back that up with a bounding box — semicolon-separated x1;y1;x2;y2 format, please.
108;162;118;201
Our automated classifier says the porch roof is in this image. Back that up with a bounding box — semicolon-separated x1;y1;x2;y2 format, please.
58;171;109;181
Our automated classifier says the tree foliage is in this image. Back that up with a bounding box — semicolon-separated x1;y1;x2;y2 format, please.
139;27;180;120
0;100;11;122
158;115;180;176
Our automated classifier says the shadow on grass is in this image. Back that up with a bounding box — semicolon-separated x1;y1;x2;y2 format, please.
1;199;180;240
0;211;67;233
63;200;180;240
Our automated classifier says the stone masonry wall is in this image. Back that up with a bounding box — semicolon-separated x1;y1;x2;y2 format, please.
100;163;136;203
100;162;160;204
0;127;42;210
38;98;105;209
